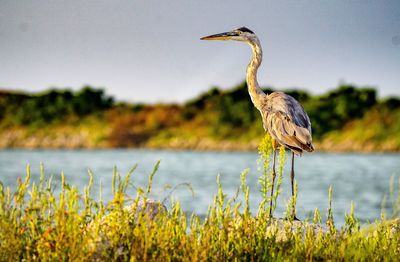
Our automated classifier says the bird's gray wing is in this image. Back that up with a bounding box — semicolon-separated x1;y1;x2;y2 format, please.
263;92;314;153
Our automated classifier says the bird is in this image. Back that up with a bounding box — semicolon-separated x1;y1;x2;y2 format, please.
201;27;314;220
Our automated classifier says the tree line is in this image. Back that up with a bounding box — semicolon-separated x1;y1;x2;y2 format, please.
183;82;400;138
0;83;399;138
0;86;113;125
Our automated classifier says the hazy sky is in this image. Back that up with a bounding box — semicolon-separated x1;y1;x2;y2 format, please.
1;0;399;103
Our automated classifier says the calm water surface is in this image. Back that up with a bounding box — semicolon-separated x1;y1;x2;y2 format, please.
0;149;399;226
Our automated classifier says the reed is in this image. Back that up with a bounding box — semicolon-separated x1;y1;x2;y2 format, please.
0;136;399;260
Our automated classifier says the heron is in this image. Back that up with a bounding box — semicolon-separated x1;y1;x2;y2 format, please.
201;27;314;220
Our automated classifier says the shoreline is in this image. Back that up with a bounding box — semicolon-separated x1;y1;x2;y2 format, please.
1;128;399;153
1;143;399;154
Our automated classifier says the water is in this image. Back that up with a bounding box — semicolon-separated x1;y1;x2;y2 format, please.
1;149;399;226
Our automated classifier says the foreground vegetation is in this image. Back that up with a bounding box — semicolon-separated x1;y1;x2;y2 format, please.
1;136;399;260
1;83;400;151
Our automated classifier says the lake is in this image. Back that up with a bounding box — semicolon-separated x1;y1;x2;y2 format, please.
0;149;399;226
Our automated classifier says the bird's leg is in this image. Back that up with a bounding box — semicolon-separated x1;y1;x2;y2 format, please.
269;141;277;218
290;151;299;221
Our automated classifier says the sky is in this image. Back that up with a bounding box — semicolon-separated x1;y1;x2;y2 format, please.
0;0;399;103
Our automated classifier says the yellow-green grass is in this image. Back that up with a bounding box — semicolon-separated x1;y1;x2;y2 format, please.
318;107;400;152
0;136;399;261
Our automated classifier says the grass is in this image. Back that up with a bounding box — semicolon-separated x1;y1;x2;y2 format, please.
0;136;399;261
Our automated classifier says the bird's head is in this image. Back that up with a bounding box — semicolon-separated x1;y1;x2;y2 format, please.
200;27;257;42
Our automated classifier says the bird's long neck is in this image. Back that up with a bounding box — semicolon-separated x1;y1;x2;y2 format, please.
246;38;266;111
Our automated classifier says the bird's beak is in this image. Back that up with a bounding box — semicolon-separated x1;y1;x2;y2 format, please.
200;31;238;41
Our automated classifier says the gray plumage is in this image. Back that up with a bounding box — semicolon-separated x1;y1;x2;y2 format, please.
201;26;314;154
262;92;314;155
201;26;314;220
201;26;314;153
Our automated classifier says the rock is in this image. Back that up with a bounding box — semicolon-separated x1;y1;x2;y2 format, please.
125;199;167;220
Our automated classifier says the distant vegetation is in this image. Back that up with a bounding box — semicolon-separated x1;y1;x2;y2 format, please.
0;83;399;151
0;87;113;126
184;83;388;139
